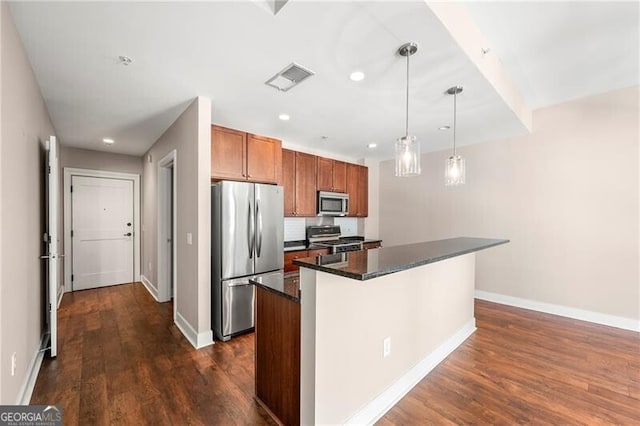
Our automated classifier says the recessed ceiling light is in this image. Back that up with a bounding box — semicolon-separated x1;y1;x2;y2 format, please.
102;138;115;144
350;71;365;82
279;113;290;121
367;143;377;149
439;126;450;131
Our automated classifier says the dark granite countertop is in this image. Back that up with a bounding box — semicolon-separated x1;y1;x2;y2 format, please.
249;270;301;303
293;237;509;281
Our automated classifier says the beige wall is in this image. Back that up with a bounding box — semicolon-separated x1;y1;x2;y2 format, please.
379;87;639;321
1;3;56;403
142;96;212;342
300;254;476;424
60;146;142;175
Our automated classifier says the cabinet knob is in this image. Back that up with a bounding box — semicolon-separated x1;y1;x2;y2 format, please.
248;174;252;178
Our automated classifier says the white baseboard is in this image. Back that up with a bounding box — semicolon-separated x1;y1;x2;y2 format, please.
140;274;159;302
475;290;640;332
16;334;47;405
175;311;214;349
345;319;476;425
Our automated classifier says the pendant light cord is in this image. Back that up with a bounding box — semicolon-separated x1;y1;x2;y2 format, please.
405;52;410;137
453;89;457;156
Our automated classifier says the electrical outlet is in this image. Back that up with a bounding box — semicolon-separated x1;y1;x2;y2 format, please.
186;233;193;245
383;337;391;358
148;262;152;271
11;352;16;376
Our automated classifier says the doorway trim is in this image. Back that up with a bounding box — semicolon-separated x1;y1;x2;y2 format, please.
63;168;141;292
157;150;177;319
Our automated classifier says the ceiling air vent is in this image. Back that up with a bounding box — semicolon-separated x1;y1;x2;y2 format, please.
265;62;315;92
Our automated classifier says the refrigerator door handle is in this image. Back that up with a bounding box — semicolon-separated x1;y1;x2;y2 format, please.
248;201;254;259
256;199;263;257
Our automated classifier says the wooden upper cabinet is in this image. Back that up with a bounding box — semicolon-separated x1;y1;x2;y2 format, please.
316;157;333;191
332;161;347;193
294;152;317;217
316;157;347;193
247;134;282;184
282;149;296;216
346;163;369;217
211;126;246;181
282;150;317;217
211;125;282;184
358;164;368;217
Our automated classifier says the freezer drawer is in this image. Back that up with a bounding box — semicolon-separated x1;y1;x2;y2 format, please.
221;277;255;339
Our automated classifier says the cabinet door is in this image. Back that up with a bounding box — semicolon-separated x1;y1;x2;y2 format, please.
282;149;296;217
346;163;360;216
247;134;282;184
284;250;308;272
307;248;330;258
295;152;317;217
332;161;347;193
211;125;246;181
316;156;333;191
358;165;369;217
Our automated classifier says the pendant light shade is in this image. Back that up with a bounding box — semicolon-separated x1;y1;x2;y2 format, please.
395;42;420;177
445;85;465;186
395;135;421;176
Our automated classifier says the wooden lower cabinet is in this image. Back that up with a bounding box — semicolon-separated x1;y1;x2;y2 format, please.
255;286;300;426
284;249;330;272
284;250;308;272
362;241;381;250
307;248;330;258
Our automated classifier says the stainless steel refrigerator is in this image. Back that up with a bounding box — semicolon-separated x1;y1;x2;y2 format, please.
211;181;284;341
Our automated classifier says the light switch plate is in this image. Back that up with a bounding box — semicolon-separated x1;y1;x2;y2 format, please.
186;233;193;245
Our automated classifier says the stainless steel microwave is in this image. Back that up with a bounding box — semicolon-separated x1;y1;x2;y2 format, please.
317;191;349;216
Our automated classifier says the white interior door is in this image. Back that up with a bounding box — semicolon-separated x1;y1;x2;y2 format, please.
45;136;59;357
71;176;134;290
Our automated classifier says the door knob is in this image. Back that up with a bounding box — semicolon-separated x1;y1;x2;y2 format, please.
127;222;132;226
124;232;132;237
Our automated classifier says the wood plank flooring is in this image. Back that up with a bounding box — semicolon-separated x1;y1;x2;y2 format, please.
32;283;639;425
31;283;275;426
379;300;640;425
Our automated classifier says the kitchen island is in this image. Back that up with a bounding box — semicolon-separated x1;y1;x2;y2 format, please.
252;237;508;425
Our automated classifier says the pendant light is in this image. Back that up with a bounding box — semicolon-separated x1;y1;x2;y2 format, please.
445;85;465;186
395;42;420;177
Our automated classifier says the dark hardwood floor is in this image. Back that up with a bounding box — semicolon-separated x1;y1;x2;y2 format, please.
31;283;275;426
32;283;639;425
379;300;640;425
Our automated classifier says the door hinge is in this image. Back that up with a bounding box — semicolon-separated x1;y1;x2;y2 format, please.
70;185;73;193
48;166;51;174
71;230;74;238
71;274;74;281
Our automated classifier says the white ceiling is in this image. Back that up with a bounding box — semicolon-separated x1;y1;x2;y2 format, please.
9;1;638;159
464;1;639;109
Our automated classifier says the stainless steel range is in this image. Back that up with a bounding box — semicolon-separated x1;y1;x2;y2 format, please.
306;225;362;253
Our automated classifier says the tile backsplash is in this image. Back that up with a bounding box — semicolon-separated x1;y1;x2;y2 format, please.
283;218;305;241
334;217;358;237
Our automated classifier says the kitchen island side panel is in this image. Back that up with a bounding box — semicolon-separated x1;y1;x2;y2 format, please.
300;253;476;424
